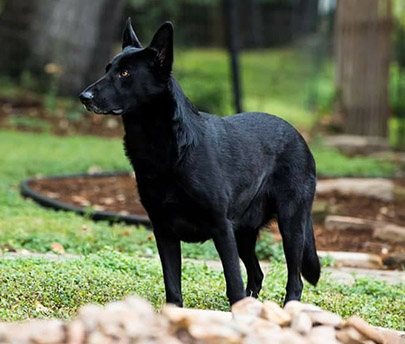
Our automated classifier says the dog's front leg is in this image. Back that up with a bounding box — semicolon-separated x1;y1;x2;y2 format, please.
154;229;183;307
213;220;245;306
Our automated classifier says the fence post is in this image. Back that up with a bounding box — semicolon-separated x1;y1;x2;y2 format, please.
224;0;243;113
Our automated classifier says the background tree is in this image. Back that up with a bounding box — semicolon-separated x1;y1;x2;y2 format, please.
0;0;126;96
334;0;392;137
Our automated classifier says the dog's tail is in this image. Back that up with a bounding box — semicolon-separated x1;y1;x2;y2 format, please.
301;216;321;286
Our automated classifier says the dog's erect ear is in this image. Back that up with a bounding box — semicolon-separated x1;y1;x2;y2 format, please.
148;22;174;77
122;18;142;49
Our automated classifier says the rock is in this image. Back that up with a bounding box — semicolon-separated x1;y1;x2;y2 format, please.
304;310;343;327
0;296;402;344
336;326;368;344
379;329;403;344
284;301;321;316
309;326;339;344
261;301;292;326
347;316;385;344
323;135;389;156
383;253;405;269
77;304;103;331
317;251;383;269
66;320;85;344
188;322;241;343
231;297;263;318
291;312;312;335
50;242;65;254
279;329;308;344
316;178;394;202
373;224;405;244
324;216;375;233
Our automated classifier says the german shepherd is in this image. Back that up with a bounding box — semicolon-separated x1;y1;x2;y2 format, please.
80;18;320;307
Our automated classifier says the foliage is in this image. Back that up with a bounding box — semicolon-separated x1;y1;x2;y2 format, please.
312;144;396;177
6;115;51;132
255;231;284;262
175;48;334;127
0;252;404;330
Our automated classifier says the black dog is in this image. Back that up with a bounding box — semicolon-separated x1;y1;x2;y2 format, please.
80;19;320;307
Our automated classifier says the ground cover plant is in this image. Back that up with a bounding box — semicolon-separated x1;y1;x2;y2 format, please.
0;47;402;327
0;252;404;330
0;130;403;329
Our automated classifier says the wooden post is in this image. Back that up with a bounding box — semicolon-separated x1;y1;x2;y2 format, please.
224;0;243;114
334;0;392;137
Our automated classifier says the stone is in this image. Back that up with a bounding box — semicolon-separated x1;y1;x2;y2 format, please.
188;322;241;343
317;251;383;269
316;178;394;202
304;310;343;327
284;301;322;317
31;320;66;344
279;329;309;344
231;297;263;318
77;304;103;331
323;135;389;156
347;316;385;344
324;216;375;233
291;312;312;335
336;327;368;344
373;224;405;244
261;301;292;326
379;329;403;344
66;320;86;344
308;326;339;344
383;253;405;269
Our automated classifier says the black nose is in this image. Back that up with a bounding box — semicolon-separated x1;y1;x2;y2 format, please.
79;91;94;104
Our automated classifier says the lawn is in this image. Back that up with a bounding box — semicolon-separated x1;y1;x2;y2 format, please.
175;47;333;130
0;130;403;329
0;46;402;328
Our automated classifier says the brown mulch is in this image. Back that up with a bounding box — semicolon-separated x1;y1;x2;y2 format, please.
28;175;405;256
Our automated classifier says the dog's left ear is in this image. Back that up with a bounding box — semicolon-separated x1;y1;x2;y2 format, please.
122;18;142;49
148;22;174;78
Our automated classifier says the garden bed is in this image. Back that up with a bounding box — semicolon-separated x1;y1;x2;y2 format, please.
23;173;405;259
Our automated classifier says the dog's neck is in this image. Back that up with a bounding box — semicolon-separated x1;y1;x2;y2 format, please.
121;77;202;175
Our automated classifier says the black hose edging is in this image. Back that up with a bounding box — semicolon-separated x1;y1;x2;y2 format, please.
20;171;152;228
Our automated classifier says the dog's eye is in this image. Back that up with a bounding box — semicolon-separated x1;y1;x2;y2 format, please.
119;70;130;78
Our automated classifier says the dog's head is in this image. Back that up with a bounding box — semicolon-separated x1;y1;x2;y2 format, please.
79;18;173;115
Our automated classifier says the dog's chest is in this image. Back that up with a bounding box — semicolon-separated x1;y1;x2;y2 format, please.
137;177;212;243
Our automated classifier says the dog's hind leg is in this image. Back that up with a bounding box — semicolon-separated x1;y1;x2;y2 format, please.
277;204;309;305
236;230;264;298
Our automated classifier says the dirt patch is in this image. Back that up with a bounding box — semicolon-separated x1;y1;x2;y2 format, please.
28;175;405;257
29;174;147;216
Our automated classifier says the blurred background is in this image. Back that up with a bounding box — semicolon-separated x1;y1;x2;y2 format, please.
0;0;404;152
1;0;405;322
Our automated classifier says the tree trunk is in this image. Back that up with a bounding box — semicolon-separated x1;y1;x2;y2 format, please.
334;0;392;137
0;0;126;96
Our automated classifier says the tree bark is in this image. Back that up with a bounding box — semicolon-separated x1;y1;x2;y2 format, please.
0;0;126;96
334;0;392;137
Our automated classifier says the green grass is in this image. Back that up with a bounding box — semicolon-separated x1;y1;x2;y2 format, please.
175;47;334;130
0;130;395;261
0;130;402;327
0;47;400;326
0;252;404;330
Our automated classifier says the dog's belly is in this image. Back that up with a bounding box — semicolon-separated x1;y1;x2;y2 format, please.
170;214;212;243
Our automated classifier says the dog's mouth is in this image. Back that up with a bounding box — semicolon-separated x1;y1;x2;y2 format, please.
83;104;123;116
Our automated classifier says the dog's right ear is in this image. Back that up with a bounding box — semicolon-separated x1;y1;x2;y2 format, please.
122;18;142;49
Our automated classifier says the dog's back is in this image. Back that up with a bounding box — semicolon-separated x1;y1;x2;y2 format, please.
80;19;320;306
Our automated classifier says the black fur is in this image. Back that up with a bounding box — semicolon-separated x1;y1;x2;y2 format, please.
80;19;321;307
